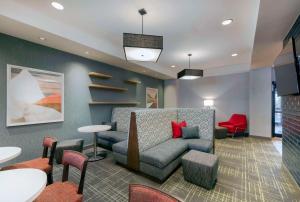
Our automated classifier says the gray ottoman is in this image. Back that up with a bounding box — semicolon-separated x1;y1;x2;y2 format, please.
55;139;84;164
182;150;218;189
215;126;228;139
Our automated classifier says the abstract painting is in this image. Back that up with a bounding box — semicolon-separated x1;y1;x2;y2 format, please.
7;64;64;126
146;87;158;108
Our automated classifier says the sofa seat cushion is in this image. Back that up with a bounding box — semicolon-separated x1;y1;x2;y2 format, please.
184;139;213;153
140;139;187;169
97;131;127;143
112;140;128;155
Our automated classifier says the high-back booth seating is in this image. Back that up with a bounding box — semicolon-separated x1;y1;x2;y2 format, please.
2;136;57;184
97;107;142;150
112;108;215;181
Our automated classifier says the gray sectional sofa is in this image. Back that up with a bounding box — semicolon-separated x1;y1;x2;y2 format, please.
112;108;215;181
97;107;140;150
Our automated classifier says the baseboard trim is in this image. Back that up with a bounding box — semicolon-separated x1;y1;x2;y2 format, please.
249;135;272;140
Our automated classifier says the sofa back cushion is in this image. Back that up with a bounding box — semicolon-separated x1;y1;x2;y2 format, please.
135;109;177;152
182;126;200;139
177;108;215;141
112;107;140;132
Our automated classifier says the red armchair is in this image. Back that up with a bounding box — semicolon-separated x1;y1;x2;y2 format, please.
218;114;247;135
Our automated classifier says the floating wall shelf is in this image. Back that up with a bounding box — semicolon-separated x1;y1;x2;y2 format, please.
124;79;141;84
89;101;140;105
89;72;112;79
89;84;128;91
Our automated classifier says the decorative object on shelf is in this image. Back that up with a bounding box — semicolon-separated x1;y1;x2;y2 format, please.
89;72;112;79
89;84;128;91
124;79;141;84
7;64;64;127
146;87;158;108
89;101;140;105
177;54;203;80
123;8;163;62
204;99;214;109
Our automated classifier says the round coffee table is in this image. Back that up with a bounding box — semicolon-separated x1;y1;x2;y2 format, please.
0;147;22;164
0;168;47;202
78;125;111;162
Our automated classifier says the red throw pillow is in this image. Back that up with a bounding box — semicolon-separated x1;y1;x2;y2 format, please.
171;121;187;138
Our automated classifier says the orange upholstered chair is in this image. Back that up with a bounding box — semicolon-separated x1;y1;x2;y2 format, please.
35;150;88;202
2;136;57;184
129;184;181;202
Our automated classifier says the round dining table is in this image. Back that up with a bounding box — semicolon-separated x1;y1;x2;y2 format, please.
78;125;111;162
0;147;22;163
0;168;47;202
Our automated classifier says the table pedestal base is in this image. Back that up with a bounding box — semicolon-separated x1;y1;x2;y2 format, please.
86;151;107;162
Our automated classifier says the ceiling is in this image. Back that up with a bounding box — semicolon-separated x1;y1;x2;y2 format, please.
0;0;299;79
251;0;300;68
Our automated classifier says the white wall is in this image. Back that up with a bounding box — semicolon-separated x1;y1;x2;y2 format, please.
164;68;273;137
249;68;272;138
164;79;178;108
164;72;250;124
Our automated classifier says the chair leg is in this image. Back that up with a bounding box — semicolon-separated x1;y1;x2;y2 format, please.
47;172;53;185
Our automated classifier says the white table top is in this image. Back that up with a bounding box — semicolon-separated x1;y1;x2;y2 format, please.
0;147;22;163
78;125;111;133
0;168;47;202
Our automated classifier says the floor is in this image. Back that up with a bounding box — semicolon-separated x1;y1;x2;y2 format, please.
272;137;282;155
53;137;300;202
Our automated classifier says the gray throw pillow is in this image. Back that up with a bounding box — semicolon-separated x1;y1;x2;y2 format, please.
102;121;117;131
182;126;200;139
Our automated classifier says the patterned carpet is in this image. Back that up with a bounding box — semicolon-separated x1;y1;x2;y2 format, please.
53;137;300;202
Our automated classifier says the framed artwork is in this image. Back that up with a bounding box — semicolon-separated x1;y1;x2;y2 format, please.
146;87;158;108
7;64;64;127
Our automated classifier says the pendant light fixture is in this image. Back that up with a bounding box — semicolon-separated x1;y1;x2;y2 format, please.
123;8;163;62
177;54;203;80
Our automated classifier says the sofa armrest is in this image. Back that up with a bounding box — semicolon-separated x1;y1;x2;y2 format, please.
218;121;230;126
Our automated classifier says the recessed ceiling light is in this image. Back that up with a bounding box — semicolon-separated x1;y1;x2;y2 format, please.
85;51;89;55
222;19;233;26
39;37;46;41
231;53;238;57
51;2;64;10
171;65;176;68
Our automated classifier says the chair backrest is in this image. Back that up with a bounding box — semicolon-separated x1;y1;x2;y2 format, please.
229;114;247;126
42;136;57;166
62;150;88;194
129;184;180;202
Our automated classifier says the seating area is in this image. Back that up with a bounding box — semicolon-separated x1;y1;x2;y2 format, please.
0;1;300;202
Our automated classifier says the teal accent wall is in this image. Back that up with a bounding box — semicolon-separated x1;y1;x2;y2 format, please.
0;33;164;164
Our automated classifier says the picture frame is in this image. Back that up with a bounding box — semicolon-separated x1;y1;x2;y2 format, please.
146;87;158;108
7;64;64;127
